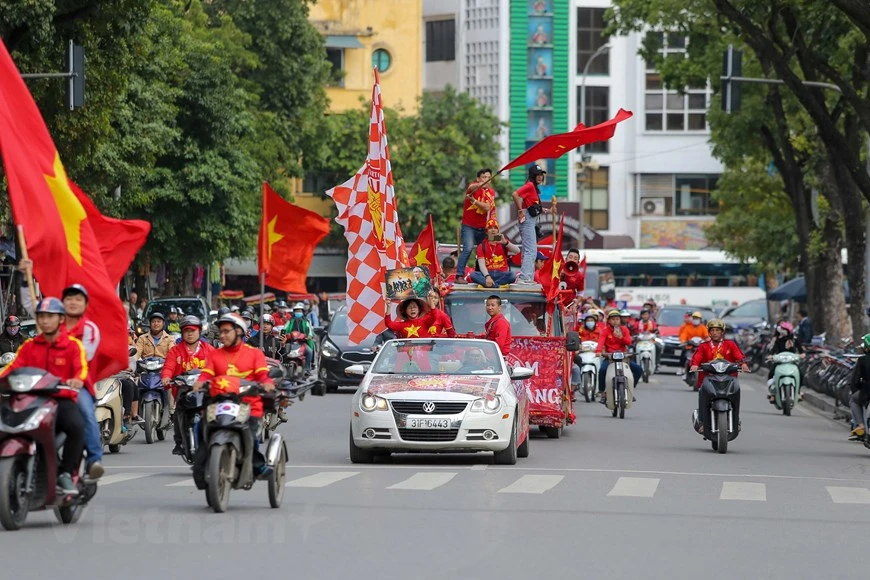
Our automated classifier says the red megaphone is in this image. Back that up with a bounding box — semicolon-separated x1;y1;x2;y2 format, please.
561;261;584;292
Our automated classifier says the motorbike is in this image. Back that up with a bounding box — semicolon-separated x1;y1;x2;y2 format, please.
683;337;705;390
95;372;137;453
635;333;657;383
199;378;288;513
283;330;311;379
0;368;98;530
576;341;600;403
696;360;741;454
769;352;801;416
172;370;205;466
137;357;171;444
741;323;773;373
603;351;635;419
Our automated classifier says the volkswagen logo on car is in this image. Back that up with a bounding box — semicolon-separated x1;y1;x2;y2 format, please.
422;402;436;414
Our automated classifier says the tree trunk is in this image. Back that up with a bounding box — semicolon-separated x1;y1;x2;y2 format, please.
816;158;850;344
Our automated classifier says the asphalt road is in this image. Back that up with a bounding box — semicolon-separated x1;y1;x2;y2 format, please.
1;369;868;580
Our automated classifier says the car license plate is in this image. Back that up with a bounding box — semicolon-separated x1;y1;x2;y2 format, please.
407;417;451;429
673;349;682;356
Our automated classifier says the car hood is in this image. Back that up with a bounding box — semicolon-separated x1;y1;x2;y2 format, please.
326;333;376;353
365;374;501;399
722;316;764;330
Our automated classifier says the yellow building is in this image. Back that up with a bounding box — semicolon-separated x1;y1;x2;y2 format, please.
308;0;423;113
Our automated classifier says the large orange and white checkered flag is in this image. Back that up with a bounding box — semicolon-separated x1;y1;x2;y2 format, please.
327;69;408;344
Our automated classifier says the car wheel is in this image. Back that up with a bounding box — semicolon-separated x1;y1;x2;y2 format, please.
517;429;530;458
349;426;374;464
493;415;518;465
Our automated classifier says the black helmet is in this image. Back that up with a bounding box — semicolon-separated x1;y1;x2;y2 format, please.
180;315;202;330
4;316;20;327
241;310;255;321
217;306;231;316
62;283;89;302
149;312;165;322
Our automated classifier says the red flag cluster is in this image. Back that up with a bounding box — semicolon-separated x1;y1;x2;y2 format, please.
408;215;439;283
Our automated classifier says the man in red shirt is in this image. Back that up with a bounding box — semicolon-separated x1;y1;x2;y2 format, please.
195;313;274;479
469;219;520;287
162;315;214;456
456;168;497;283
596;309;643;400
690;319;748;434
484;295;512;356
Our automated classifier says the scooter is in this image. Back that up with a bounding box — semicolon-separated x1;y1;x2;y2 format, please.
284;331;311;378
604;351;635;419
172;370;205;466
683;337;704;390
696;360;741;454
577;341;600;403
0;368;98;530
635;333;657;383
198;377;288;513
95;372;137;453
769;352;801;416
137;357;171;444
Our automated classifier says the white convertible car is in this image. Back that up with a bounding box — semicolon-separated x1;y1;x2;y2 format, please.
348;338;533;464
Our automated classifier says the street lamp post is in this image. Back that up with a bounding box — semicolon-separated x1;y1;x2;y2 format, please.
577;43;611;250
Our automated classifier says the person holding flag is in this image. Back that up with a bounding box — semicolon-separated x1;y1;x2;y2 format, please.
456;168;497;282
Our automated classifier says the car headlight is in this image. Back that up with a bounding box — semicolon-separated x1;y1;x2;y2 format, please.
321;340;340;359
360;394;389;412
471;395;502;414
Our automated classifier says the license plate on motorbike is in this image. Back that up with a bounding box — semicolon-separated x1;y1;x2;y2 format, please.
216;403;240;417
673;349;682;356
407;417;451;429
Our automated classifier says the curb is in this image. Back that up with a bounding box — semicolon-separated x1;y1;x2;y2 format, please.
801;391;851;425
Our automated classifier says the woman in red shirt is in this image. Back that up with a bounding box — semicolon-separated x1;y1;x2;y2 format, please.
511;164;553;283
385;297;435;338
425;290;456;337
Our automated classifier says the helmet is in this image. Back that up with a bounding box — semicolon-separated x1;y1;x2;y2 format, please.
640;308;651;315
292;302;305;311
261;314;274;325
62;283;88;301
606;309;621;319
275;301;287;309
691;311;703;319
217;306;231;316
778;321;794;334
619;309;631;317
180;315;202;330
528;164;546;179
149;312;165;321
4;316;20;327
863;334;870;350
217;313;248;335
230;305;240;312
35;297;65;315
240;310;255;321
584;312;598;321
707;319;726;330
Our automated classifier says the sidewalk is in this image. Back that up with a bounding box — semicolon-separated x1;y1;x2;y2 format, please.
744;371;851;426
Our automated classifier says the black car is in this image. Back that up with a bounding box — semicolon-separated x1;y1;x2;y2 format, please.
721;299;769;331
657;305;717;367
318;307;378;392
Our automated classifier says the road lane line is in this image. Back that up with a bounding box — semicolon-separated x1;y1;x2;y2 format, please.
485;467;870;483
826;486;870;504
720;481;766;501
607;477;660;497
497;475;564;494
167;479;196;487
387;472;457;490
99;473;155;486
286;471;359;488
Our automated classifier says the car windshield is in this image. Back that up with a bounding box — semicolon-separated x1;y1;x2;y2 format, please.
444;295;548;336
328;309;349;335
372;340;504;375
724;300;767;319
657;307;716;326
142;299;206;320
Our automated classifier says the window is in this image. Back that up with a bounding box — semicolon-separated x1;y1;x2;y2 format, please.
578;86;609;153
581;167;609;230
577;8;608;75
644;33;710;132
675;174;719;216
326;48;344;87
426;19;456;62
638;174;675;216
372;48;391;73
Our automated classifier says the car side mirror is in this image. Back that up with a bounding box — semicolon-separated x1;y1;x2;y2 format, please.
510;367;534;380
128;346;137;357
345;364;368;376
313;326;326;337
565;331;580;352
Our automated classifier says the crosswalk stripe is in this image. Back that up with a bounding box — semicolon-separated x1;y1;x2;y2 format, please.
167;479;196;487
826;486;870;504
720;481;766;501
99;473;154;486
286;471;359;488
607;477;660;497
387;472;457;491
497;475;564;494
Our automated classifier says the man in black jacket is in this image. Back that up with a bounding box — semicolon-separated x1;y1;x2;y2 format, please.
0;316;24;354
848;334;870;440
796;309;814;350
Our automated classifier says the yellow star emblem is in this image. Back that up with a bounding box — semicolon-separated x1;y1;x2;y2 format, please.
266;215;284;260
551;254;562;281
44;152;86;266
405;324;421;337
428;325;438;336
414;246;430;266
217;377;231;391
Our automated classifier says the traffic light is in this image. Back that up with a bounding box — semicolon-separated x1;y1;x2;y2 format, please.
721;45;742;113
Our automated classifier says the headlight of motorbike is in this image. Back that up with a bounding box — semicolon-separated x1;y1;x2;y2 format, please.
8;374;39;393
96;382;119;406
0;407;51;433
471;395;502;414
0;352;15;366
360;394;388;412
321;340;340;359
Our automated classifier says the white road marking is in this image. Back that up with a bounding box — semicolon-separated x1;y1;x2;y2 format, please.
167;479;196;487
720;481;766;501
826;486;870;504
387;472;457;490
98;473;154;486
286;471;359;488
742;385;755;392
470;464;488;471
607;477;660;497
497;475;564;494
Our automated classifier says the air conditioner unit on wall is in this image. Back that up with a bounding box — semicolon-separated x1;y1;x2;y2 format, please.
641;197;666;216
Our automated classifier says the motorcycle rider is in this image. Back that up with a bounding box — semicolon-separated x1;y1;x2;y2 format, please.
847;334;870;440
766;321;802;403
0;297;88;495
240;310;256;342
62;284;105;480
636;308;661;371
161;315;214;455
596;309;643;402
0;315;24;354
282;302;316;369
257;314;283;360
689;319;749;434
677;311;709;377
194;314;275;479
571;312;602;392
135;312;176;417
619;309;637;337
166;307;182;335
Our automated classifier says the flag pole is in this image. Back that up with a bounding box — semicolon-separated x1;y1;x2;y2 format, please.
16;225;38;310
259;272;265;349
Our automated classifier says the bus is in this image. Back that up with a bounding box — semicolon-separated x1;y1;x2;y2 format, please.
581;249;765;309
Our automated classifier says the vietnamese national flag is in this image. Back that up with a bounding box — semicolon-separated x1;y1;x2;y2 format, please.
408;214;439;282
258;182;330;293
0;38;144;381
540;216;564;306
500;109;633;172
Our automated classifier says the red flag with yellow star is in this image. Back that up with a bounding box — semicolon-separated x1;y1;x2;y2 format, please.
408;214;439;282
0;38;141;381
258;182;330;293
540;216;564;306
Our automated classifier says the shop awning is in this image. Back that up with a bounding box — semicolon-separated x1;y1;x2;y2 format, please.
325;35;364;49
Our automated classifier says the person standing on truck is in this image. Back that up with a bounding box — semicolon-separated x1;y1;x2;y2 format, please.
456;169;497;284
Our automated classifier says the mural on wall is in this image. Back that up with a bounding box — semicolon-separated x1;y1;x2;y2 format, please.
639;220;714;250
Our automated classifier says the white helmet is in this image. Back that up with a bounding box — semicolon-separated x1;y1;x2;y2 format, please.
217;313;248;335
292;302;305;311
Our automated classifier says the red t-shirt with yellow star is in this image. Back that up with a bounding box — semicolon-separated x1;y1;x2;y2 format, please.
200;342;273;418
463;185;495;229
385;312;436;338
476;240;510;272
426;308;456;337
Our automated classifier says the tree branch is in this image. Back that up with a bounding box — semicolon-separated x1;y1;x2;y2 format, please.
828;0;870;40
